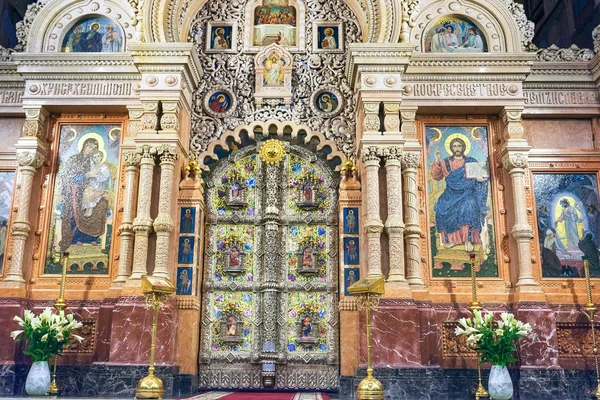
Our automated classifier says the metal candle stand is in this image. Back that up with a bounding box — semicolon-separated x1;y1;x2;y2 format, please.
583;257;600;399
348;276;385;400
468;252;489;400
47;252;70;396
135;275;175;400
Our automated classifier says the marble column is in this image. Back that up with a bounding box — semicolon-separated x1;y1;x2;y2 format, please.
3;152;44;283
362;147;384;277
383;147;407;283
153;145;178;279
128;145;156;284
504;152;540;291
113;151;140;283
402;152;426;289
2;106;48;285
501;108;542;294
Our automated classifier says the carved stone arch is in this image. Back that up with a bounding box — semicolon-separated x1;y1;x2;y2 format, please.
410;0;533;52
155;0;372;44
26;0;136;52
194;120;346;172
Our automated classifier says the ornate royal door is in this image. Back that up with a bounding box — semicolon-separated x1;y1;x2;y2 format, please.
199;140;339;390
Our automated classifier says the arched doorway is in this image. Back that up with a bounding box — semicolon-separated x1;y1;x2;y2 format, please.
198;132;342;390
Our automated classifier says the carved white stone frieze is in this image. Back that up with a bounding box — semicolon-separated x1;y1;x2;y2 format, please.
535;44;595;62
593;24;600;54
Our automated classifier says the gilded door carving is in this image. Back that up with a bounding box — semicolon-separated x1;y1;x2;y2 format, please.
199;141;339;390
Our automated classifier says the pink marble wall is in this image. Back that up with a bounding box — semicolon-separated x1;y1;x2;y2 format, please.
514;304;560;369
524;119;594;150
0;299;26;363
0;118;23;153
108;297;177;365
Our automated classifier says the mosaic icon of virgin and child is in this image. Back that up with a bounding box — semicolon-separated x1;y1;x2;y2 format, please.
430;132;491;254
56;132;117;253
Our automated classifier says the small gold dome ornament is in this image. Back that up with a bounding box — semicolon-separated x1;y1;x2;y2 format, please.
356;374;384;400
260;139;286;166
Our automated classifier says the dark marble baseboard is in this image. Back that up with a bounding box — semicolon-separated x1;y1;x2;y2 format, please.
340;368;600;400
0;363;198;398
2;363;597;399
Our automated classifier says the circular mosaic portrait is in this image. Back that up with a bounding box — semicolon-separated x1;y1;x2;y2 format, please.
311;89;343;117
203;88;237;118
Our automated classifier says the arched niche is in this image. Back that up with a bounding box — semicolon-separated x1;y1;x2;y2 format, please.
421;14;489;53
194;120;346;173
243;0;306;53
149;0;370;44
26;0;136;53
410;0;532;53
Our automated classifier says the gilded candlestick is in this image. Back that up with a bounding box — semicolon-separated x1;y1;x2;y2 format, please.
136;276;175;400
48;252;69;396
583;257;600;398
468;253;488;400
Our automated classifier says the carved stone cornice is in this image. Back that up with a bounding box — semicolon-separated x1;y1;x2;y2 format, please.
535;44;595;62
346;43;414;88
130;43;203;99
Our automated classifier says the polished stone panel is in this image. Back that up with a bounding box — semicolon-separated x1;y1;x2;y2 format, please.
339;368;600;400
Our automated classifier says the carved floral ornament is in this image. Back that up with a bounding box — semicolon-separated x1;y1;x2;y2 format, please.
535;44;595;62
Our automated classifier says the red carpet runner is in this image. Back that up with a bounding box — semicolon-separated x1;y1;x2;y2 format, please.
186;392;330;400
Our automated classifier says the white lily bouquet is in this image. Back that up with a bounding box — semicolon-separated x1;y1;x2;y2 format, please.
455;309;532;365
11;308;84;362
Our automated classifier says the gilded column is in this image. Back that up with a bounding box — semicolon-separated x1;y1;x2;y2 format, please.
501;108;542;294
3;152;44;283
127;145;156;284
153;145;178;279
383;147;406;283
402;152;426;288
113;151;140;283
362;147;384;277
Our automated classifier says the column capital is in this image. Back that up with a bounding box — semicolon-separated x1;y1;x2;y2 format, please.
124;151;140;167
502;151;529;172
137;144;157;163
401;151;420;169
156;144;178;164
361;146;381;165
16;151;44;169
381;146;403;163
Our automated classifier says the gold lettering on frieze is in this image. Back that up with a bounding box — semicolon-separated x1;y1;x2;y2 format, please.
31;82;133;97
408;83;517;98
524;90;600;107
0;90;23;104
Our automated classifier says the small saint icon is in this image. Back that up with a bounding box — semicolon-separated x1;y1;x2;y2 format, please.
301;316;312;338
226;316;238;337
